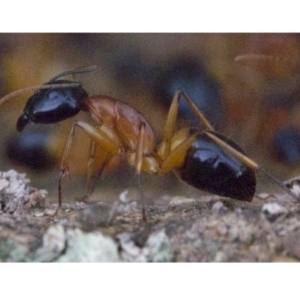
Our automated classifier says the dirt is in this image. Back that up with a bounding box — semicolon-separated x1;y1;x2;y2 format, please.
1;169;300;262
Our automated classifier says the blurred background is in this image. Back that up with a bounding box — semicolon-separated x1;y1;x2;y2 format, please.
1;33;300;202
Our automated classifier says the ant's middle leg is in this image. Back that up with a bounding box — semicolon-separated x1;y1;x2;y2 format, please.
84;140;113;201
134;122;147;222
55;120;122;216
128;121;160;222
85;139;97;199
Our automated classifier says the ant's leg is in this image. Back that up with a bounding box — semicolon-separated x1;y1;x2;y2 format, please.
159;91;298;201
158;91;214;160
160;131;198;175
85;140;113;200
52;120;121;217
179;91;215;130
85;139;97;199
135;122;147;222
204;131;299;200
182;91;298;200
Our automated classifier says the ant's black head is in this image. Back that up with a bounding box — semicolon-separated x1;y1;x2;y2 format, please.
17;80;88;132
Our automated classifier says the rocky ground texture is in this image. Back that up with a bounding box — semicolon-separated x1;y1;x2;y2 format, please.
1;169;300;262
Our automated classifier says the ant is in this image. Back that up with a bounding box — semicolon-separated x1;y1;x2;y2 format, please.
0;65;298;222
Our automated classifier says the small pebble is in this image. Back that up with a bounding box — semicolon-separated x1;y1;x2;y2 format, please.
262;202;288;222
119;190;129;203
57;229;120;262
211;201;226;213
168;196;196;208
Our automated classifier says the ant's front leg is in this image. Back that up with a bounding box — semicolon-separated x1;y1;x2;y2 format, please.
53;120;121;217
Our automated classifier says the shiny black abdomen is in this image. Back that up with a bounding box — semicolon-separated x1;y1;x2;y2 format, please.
178;130;256;201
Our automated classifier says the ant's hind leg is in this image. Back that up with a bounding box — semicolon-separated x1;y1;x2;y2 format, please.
158;91;215;160
204;131;299;201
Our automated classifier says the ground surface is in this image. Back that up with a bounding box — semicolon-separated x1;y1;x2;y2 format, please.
1;169;300;262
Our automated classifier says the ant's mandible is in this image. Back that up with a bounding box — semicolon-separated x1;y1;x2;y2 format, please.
0;65;298;221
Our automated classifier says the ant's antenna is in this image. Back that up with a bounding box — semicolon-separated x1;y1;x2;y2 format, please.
48;65;98;82
0;83;82;107
0;65;98;107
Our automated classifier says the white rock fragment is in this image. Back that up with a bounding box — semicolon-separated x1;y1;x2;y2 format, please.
43;224;66;254
211;201;227;213
0;169;47;214
168;196;196;208
116;190;138;215
118;230;173;262
0;170;28;197
290;184;300;198
119;190;129;203
118;232;146;262
57;229;120;262
284;176;300;197
0;179;9;190
257;193;275;200
262;203;288;215
227;219;254;244
262;203;288;222
35;224;66;261
143;230;172;262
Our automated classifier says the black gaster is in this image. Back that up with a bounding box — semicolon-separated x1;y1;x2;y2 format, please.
178;130;256;201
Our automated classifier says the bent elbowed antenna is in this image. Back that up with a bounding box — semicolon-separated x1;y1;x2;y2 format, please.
48;64;98;82
0;65;98;107
0;83;82;107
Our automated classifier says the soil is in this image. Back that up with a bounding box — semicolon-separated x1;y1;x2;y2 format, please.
1;169;300;262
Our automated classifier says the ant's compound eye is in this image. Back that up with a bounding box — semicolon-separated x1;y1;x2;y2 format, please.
48;90;64;100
